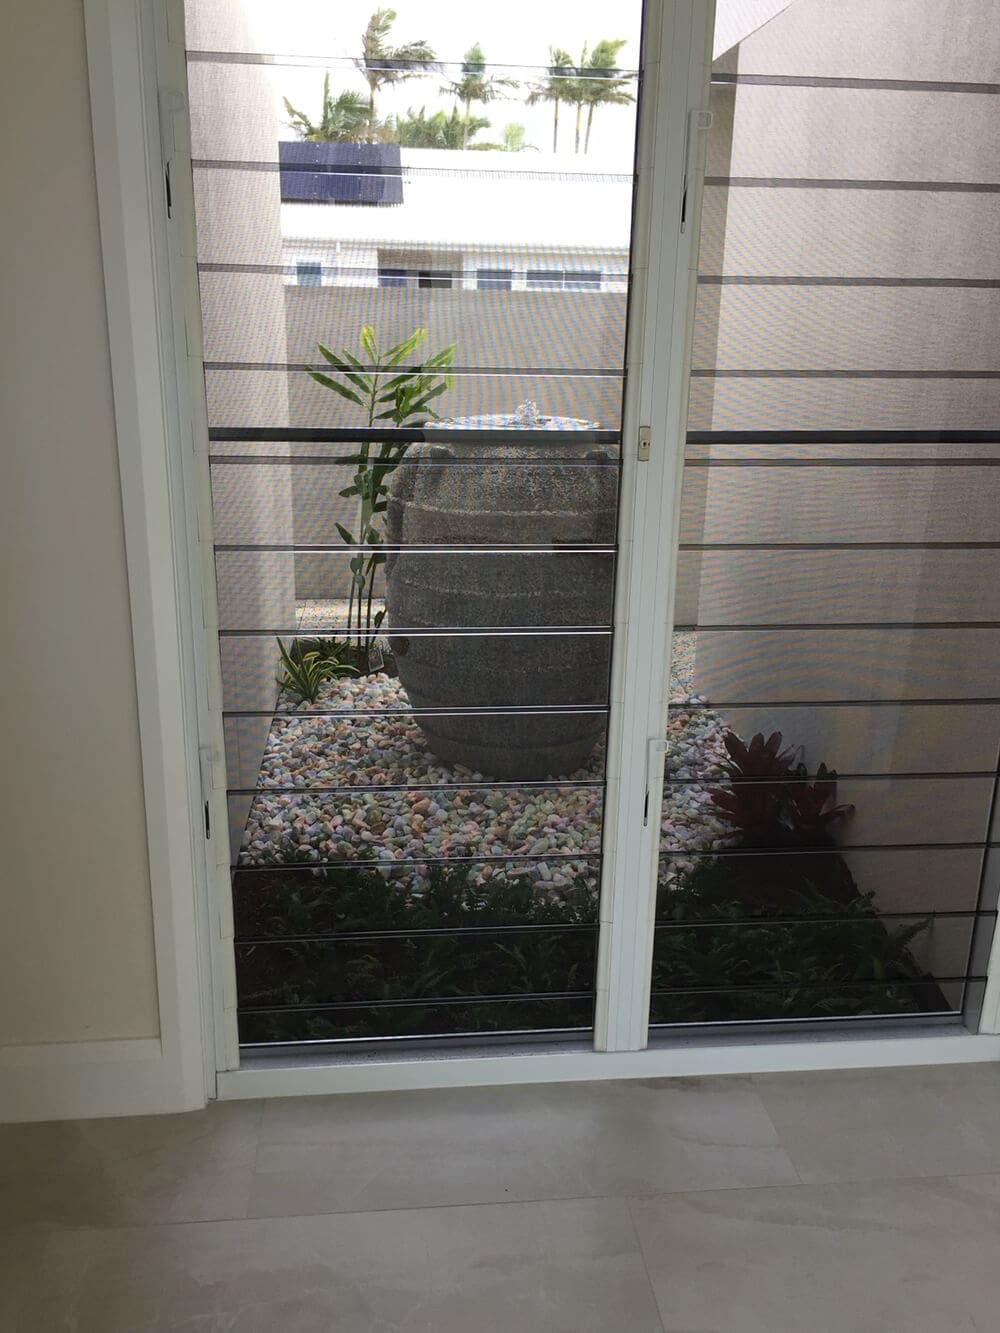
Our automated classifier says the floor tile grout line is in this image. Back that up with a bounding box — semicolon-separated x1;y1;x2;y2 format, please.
7;1165;1000;1236
0;1176;887;1236
758;1097;805;1187
623;1196;669;1333
246;1099;266;1220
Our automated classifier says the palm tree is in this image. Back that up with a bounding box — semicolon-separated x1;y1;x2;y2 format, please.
468;122;537;152
283;74;374;143
440;43;519;150
579;39;633;154
501;123;533;152
526;47;574;153
356;8;436;132
396;105;491;150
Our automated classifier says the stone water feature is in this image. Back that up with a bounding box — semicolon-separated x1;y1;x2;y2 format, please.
385;405;618;780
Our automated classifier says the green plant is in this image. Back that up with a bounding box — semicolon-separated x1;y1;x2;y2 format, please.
283;74;391;143
440;43;519;150
274;636;357;703
232;858;599;1041
525;47;575;152
309;326;455;672
230;847;945;1042
575;39;634;154
651;871;934;1023
395;105;491;150
357;8;436;130
525;40;633;155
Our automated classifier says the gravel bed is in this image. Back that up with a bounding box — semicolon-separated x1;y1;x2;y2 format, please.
238;635;737;892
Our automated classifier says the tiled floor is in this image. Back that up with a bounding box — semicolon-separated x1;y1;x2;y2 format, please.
3;1064;1000;1330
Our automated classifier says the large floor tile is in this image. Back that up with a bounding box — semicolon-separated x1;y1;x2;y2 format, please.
0;1228;49;1331
0;1101;262;1228
753;1063;1000;1183
248;1077;797;1217
21;1197;664;1332
630;1172;1000;1333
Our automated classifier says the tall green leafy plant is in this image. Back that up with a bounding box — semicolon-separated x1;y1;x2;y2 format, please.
283;73;386;143
308;326;455;671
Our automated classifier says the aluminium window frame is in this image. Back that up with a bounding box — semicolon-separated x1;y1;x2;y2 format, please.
84;0;1000;1107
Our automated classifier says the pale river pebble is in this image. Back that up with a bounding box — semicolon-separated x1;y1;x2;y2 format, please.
238;634;737;894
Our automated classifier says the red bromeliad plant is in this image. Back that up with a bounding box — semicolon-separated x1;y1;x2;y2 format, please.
710;731;854;849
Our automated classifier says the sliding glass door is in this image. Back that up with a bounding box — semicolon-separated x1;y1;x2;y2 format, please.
649;0;1000;1034
184;0;647;1046
177;0;999;1059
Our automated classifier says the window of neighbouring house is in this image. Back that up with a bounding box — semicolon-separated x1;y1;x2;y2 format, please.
377;266;457;290
476;267;513;291
295;261;323;286
526;268;603;291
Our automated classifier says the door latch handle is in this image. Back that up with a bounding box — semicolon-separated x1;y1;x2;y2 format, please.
644;737;668;825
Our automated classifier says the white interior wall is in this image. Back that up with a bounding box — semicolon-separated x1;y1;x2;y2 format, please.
0;0;161;1049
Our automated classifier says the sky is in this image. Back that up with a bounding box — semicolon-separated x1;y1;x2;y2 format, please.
195;0;647;157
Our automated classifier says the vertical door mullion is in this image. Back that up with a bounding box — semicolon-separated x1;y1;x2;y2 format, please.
595;0;716;1052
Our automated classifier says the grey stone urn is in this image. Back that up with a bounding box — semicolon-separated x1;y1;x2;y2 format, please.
384;430;617;780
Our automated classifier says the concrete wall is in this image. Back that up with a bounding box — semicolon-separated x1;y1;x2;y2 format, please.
685;0;1000;970
0;0;160;1046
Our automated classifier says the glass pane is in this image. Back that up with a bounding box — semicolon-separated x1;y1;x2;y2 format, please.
652;1;1000;1031
184;0;643;1046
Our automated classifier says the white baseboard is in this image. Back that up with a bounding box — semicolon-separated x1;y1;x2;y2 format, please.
218;1030;1000;1102
0;1038;207;1123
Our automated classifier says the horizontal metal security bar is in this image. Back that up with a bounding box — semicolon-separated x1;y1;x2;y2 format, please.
239;1026;593;1050
210;453;619;468
691;368;1000;379
193;157;635;184
201;262;626;283
232;769;998;788
219;626;614;638
698;274;1000;289
659;841;1000;857
223;704;609;719
228;778;606;796
235;910;993;949
677;541;1000;551
186;52;999;95
239;989;595;1016
655;770;1000;784
684;458;1000;469
649;975;985;998
237;922;598;946
709;72;1000;95
675;621;1000;631
652;909;996;930
187;49;639;79
215;542;617;555
208;426;621;445
686;430;1000;443
675;697;1000;709
704;176;1000;193
648;1010;964;1033
204;361;624;379
231;852;602;871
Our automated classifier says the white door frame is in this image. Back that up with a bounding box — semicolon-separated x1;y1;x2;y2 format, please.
84;0;1000;1109
82;0;233;1112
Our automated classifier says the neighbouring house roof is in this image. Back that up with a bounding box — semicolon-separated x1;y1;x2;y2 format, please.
281;149;635;255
